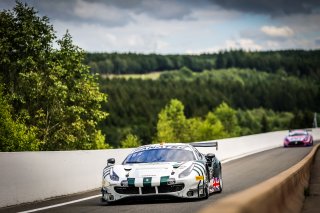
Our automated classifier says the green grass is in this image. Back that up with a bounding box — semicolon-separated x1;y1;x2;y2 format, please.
101;72;162;80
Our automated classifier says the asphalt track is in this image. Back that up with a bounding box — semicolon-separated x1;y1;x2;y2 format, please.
1;146;314;213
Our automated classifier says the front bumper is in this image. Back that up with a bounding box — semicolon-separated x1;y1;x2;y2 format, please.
284;140;312;147
101;180;206;202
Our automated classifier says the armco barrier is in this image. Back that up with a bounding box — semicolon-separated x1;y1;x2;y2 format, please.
198;143;320;213
0;129;319;208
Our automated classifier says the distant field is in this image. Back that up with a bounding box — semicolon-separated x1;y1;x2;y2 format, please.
101;72;162;80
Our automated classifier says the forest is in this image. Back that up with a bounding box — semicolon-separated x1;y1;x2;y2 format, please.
98;67;319;147
84;50;320;147
85;50;320;80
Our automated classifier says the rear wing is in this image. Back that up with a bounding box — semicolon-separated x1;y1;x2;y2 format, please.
190;141;218;150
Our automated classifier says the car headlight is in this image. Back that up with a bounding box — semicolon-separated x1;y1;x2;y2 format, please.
179;164;194;178
110;168;119;181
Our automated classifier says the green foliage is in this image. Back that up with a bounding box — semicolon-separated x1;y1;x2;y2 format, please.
186;112;226;141
155;100;229;143
214;50;320;80
85;53;215;74
154;99;294;143
214;102;240;137
0;2;108;151
120;134;142;148
100;68;318;146
85;50;320;81
289;110;314;129
237;108;294;135
156;99;188;143
0;1;55;97
0;85;40;151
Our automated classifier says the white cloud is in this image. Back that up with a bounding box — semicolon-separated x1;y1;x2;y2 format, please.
226;39;262;50
261;26;294;37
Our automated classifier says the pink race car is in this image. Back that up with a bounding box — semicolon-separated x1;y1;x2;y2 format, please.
283;129;313;147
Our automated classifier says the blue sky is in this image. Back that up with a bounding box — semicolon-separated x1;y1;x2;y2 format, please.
1;0;319;54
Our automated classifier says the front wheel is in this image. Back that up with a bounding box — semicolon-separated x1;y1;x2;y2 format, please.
203;172;210;199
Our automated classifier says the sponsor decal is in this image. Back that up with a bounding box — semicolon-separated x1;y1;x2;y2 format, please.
143;177;152;187
125;176;174;187
196;176;204;181
134;145;192;153
160;176;169;186
212;177;220;190
103;166;111;178
127;178;135;187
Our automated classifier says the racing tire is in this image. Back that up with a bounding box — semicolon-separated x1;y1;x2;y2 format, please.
100;197;110;206
203;177;209;199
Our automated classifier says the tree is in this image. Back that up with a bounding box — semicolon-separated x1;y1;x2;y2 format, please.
261;114;270;133
156;99;188;143
120;134;141;148
186;112;226;142
0;84;40;151
214;102;240;137
0;2;56;116
0;2;108;150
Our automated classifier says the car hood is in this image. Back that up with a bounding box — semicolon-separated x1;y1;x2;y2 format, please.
113;161;193;178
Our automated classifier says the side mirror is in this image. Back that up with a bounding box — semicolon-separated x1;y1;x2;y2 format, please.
107;158;115;165
205;153;215;161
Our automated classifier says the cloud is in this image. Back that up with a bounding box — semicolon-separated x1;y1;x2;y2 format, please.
73;0;133;27
261;26;294;37
13;0;199;27
1;0;319;53
226;39;262;50
209;0;320;16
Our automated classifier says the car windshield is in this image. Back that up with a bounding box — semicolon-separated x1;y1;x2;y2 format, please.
289;131;307;136
123;148;196;164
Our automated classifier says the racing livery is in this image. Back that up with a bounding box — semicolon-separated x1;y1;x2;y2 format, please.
283;129;313;147
101;142;222;203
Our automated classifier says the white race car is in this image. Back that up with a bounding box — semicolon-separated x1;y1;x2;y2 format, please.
101;142;222;203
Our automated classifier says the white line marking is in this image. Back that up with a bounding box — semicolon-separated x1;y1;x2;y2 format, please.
19;194;101;213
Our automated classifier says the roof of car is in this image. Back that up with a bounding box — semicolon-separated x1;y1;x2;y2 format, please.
132;143;193;153
289;129;307;133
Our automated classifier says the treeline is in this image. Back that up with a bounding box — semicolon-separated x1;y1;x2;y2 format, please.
85;53;215;74
99;68;319;147
85;50;320;80
215;50;320;79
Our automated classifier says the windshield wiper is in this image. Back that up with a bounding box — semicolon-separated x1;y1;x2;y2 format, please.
125;161;145;164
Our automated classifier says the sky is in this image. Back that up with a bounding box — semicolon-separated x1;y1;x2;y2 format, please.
1;0;320;54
